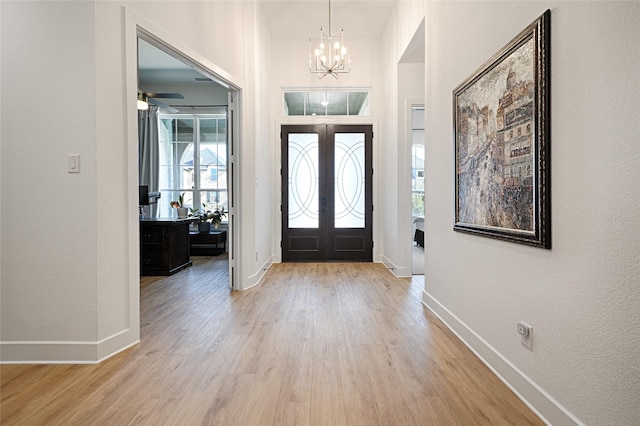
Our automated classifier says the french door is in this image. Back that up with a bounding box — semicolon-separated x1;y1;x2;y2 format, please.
281;124;373;262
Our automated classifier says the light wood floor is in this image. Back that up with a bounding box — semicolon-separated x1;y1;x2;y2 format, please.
1;257;542;425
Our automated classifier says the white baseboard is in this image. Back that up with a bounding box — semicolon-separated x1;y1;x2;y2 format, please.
422;291;584;426
242;256;273;291
0;328;139;364
379;255;411;277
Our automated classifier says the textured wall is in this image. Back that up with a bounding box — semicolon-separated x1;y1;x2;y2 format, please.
422;2;639;424
1;1;99;342
1;0;268;361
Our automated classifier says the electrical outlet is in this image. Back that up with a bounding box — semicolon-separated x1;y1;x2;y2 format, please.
517;321;533;350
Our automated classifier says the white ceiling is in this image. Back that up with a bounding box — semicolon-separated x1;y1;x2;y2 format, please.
259;0;395;39
138;1;398;102
138;39;209;85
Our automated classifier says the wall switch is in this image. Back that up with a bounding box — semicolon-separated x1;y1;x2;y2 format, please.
68;154;80;173
517;321;533;350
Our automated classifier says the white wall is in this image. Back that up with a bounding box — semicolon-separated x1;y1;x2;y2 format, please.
397;62;424;276
3;2;638;424
253;6;274;275
378;4;426;273
268;35;385;262
1;0;272;362
241;1;274;286
415;2;639;425
1;2;100;361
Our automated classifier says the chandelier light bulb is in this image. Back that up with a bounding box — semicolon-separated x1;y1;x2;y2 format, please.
308;0;351;79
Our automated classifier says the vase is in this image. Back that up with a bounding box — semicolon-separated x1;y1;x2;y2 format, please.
198;222;211;234
177;207;188;218
213;222;220;229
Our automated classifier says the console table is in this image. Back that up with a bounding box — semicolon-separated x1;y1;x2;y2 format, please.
140;218;192;275
189;230;227;255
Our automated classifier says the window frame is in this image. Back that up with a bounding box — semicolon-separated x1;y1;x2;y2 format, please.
157;111;229;221
283;89;371;117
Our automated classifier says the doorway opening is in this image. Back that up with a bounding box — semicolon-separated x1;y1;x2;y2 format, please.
136;32;239;290
398;18;425;277
281;124;373;262
410;105;425;275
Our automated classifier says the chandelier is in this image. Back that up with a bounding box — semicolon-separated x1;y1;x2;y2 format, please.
309;0;351;79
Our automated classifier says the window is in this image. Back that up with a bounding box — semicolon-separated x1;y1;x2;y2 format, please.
283;90;370;116
157;111;228;220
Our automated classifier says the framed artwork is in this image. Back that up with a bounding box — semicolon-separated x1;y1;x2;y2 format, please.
453;10;551;248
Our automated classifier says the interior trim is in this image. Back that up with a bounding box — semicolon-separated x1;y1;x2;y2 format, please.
379;254;410;277
0;329;139;364
422;291;585;426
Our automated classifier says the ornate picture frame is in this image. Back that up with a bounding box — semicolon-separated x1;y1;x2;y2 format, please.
453;10;551;248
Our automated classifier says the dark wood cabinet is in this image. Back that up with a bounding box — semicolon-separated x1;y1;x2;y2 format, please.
189;230;227;255
140;218;192;276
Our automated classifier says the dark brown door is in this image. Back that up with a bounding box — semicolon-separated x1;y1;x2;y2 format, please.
281;124;373;262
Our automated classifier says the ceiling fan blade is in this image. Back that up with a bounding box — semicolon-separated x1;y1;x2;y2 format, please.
146;92;184;99
147;98;179;113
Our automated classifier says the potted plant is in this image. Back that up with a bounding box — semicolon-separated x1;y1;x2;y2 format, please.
190;204;214;234
210;205;227;229
170;193;189;218
190;204;227;233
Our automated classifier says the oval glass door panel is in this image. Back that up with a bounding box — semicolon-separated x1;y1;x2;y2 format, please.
288;133;319;228
334;133;365;228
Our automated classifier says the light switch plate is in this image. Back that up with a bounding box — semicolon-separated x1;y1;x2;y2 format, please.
68;154;80;173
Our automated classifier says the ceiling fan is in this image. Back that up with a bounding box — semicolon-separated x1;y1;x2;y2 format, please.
137;90;183;113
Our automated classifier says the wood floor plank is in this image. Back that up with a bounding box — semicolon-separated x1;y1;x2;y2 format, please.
160;363;227;425
202;373;255;425
279;337;314;403
362;342;423;426
336;340;382;426
309;338;347;426
272;400;311;426
1;258;543;425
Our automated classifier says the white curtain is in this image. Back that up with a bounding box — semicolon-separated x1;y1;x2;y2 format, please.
138;105;160;217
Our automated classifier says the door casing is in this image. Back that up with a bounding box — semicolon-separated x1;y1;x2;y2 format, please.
281;124;373;262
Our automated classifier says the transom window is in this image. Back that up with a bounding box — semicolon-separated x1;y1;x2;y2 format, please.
157;111;228;220
283;90;370;116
